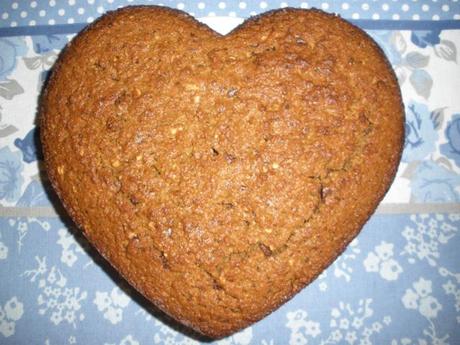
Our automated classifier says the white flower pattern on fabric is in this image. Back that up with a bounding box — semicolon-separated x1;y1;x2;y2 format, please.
402;214;458;266
57;228;84;267
44;335;77;345
94;288;130;325
317;271;328;292
286;309;321;344
333;239;360;282
400;214;460;328
8;217;50;252
391;319;449;345
23;256;87;327
0;238;8;260
439;266;460;319
104;334;140;345
363;241;403;280
0;297;24;338
318;240;361;292
319;299;391;345
402;278;442;319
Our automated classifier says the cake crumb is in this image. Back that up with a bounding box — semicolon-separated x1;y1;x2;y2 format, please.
227;88;238;97
185;83;199;91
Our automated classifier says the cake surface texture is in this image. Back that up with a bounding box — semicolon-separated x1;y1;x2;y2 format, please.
40;6;404;338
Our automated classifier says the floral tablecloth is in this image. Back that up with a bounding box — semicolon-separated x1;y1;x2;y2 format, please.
1;1;459;344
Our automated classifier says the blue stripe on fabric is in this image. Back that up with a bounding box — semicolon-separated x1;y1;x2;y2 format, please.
349;19;460;30
0;23;86;37
0;20;459;37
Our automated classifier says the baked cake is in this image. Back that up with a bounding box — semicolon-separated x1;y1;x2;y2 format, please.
40;6;404;338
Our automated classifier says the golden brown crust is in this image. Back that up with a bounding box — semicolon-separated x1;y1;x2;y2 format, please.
40;6;404;338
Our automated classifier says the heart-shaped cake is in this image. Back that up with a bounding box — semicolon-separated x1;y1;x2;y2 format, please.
40;6;404;338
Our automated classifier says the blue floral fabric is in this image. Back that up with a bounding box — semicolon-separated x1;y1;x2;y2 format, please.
411;30;442;48
16;180;53;207
31;35;69;55
441;115;460;168
0;1;459;344
14;127;42;163
1;214;459;344
0;37;27;80
403;102;439;163
411;161;460;203
0;146;24;203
